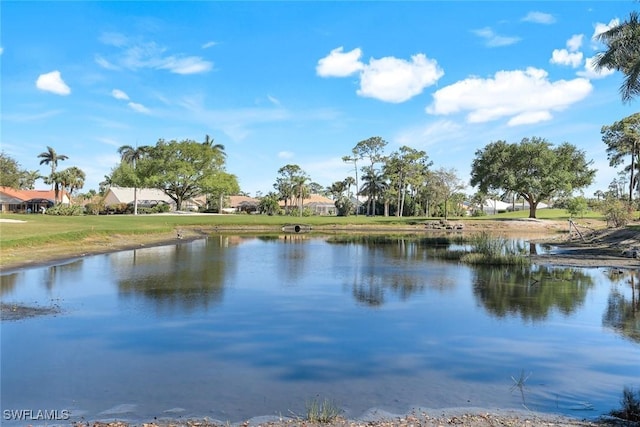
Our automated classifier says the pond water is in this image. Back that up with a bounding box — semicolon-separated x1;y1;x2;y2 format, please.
1;234;639;425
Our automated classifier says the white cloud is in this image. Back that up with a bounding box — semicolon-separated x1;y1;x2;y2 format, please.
522;11;556;24
357;54;444;103
566;34;583;52
278;151;294;159
395;119;464;148
316;47;364;77
472;27;520;47
159;56;213;74
427;67;592;126
95;55;120;70
592;18;619;41
202;41;218;49
0;47;4;55
98;33;213;75
317;47;443;103
267;95;281;106
550;49;583;68
128;102;150;114
111;89;130;100
36;70;71;95
577;56;615;79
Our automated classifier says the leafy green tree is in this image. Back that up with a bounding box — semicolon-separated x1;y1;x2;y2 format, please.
595;11;640;102
37;146;68;191
140;139;226;211
202;171;240;212
274;164;309;215
117;144;151;214
601;113;640;202
470;137;596;218
431;168;466;220
258;192;281;215
566;196;589;218
384;146;431;217
58;166;86;201
0;152;26;188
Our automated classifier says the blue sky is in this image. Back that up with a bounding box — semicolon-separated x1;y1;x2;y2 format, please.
1;1;638;198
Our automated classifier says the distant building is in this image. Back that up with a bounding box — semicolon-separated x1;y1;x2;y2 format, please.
278;194;336;216
103;187;205;211
0;187;70;213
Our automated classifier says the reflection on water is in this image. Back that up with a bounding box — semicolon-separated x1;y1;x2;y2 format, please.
473;266;594;321
603;270;640;343
1;234;639;424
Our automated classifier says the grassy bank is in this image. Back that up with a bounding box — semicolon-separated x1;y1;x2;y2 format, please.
0;209;602;269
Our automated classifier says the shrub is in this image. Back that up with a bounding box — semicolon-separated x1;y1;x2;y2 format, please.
600;199;634;227
305;398;342;423
610;387;640;422
45;204;84;216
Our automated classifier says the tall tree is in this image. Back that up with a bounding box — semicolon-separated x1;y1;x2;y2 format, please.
202;171;240;212
117;144;151;215
384;146;431;217
274;164;308;214
37;146;68;191
433;168;466;220
471;137;596;218
342;154;360;216
595;11;640;103
601;112;640;202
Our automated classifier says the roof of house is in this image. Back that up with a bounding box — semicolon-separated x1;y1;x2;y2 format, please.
105;187;174;204
0;186;66;202
304;194;335;205
228;195;259;207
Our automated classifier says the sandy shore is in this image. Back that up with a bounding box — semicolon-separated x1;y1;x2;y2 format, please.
71;409;626;427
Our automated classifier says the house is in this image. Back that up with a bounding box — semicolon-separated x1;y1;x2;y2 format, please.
0;187;70;213
103;187;206;212
304;194;336;215
278;193;336;216
481;199;511;215
225;195;259;213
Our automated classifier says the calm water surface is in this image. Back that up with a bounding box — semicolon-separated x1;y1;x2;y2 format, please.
1;234;639;424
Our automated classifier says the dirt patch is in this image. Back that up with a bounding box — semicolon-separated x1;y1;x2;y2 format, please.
531;226;640;269
0;302;62;321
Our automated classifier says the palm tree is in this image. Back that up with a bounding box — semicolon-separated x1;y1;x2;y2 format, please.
118;144;150;215
19;170;42;190
595;11;640;102
359;168;387;216
37;146;68;191
292;175;310;217
59;167;86;201
203;134;226;160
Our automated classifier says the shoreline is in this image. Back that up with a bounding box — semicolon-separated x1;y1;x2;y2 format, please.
33;407;626;427
1;220;639;272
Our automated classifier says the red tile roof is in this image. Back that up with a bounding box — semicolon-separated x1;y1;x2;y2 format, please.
0;186;66;201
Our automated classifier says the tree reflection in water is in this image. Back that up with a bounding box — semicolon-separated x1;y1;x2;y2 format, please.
114;236;234;314
472;265;594;321
603;270;640;343
328;235;456;307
